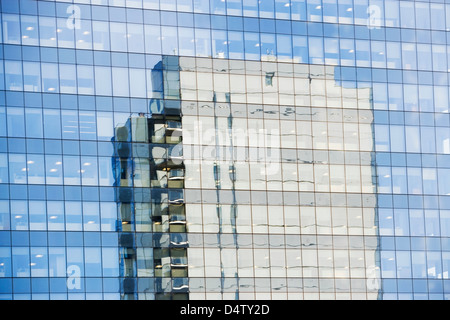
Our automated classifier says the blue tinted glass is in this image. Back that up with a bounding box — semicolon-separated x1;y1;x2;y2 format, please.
2;1;19;13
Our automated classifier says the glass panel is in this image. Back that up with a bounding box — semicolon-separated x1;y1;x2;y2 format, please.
63;156;81;186
110;22;127;52
128;23;145;53
0;247;12;276
94;66;112;96
21;15;39;45
39;16;57;47
178;27;195;56
7;107;25;137
5;61;23;91
12;247;30;277
29;201;46;230
144;25;161;54
3;14;21;44
81;156;99;186
112;67;130;97
92;21;110;51
195;28;211;57
11;200;28;231
27;154;45;185
47;201;64;230
41;63;59;93
75;19;93;50
77;65;95;95
23;62;41;92
49;247;66;277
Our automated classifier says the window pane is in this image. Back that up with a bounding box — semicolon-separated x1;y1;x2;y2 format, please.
29;201;46;230
11;200;28;231
94;66;112;96
81;156;98;186
45;155;63;185
77;65;94;95
44;109;61;139
110;22;127;52
195;28;211;57
178;27;195;56
23;61;41;92
21;15;39;45
27;154;45;184
144;25;161;54
128;23;145;53
63;156;81;185
47;201;64;230
92;21;110;51
0;108;5;137
7;107;25;137
0;154;8;184
39;16;57;47
5;61;23;91
3;14;21;44
12;247;30;277
57;17;75;48
61;110;79;140
79;111;97;140
129;68;146;98
41;63;59;93
112;67;129;97
75;19;92;50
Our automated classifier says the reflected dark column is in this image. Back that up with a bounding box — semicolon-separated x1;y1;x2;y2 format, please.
113;57;188;300
212;93;240;299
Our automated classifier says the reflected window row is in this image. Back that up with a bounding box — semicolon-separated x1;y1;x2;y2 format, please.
0;230;119;247
0;60;372;102
0;106;376;140
0;200;117;232
3;12;450;71
185;160;375;194
0;246;119;278
185;203;377;236
0;276;386;297
0;276;120;296
379;208;450;238
0;155;376;192
380;250;450;280
3;64;450;110
185;277;448;295
377;166;450;197
3;109;450;156
0;199;378;235
380;235;450;254
374;110;450;127
0;94;449;123
2;231;449;251
0;153;115;187
7;138;450;170
4;0;450;33
375;124;450;155
0;245;448;280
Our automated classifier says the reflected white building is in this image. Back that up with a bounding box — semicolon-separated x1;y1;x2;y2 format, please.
113;56;380;300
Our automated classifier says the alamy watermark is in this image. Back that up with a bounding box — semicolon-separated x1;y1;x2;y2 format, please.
67;265;81;290
367;5;382;30
66;5;81;30
170;119;283;177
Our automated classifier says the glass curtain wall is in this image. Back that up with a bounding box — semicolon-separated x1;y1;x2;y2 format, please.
0;0;449;300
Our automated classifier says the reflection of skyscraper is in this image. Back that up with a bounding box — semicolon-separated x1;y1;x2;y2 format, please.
178;57;380;300
111;55;382;299
110;55;380;300
113;58;188;300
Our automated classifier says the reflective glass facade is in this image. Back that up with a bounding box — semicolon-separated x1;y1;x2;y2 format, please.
0;0;450;300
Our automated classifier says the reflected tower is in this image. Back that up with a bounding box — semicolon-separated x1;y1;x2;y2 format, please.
113;57;188;300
